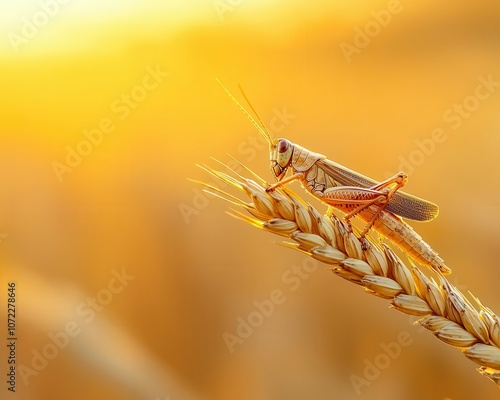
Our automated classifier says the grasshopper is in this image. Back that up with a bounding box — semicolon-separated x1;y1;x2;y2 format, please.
218;80;450;275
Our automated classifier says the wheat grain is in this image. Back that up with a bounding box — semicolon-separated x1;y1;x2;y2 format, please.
195;163;500;387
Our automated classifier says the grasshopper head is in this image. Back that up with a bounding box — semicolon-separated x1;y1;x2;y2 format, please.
270;138;293;181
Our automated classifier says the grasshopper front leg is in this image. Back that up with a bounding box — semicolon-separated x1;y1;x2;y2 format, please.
266;172;304;192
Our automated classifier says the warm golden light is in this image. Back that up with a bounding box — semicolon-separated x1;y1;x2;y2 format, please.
1;1;500;399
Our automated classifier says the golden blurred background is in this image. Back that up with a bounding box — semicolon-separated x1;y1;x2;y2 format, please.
1;1;500;399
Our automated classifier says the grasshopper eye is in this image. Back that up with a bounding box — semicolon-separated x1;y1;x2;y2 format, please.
275;139;293;169
278;140;289;153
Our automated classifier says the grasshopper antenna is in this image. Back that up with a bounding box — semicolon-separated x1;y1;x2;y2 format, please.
216;78;273;145
237;83;271;142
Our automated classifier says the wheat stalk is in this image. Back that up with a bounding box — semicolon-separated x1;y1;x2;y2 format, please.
193;161;500;387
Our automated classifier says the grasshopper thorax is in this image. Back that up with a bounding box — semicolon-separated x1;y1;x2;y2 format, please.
271;138;293;181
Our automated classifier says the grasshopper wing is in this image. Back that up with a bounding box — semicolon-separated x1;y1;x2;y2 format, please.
317;159;439;222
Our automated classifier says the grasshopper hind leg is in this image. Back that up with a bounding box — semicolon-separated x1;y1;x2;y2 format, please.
321;172;407;239
321;186;389;236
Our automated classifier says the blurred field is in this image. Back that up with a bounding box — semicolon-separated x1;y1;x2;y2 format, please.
1;1;500;399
